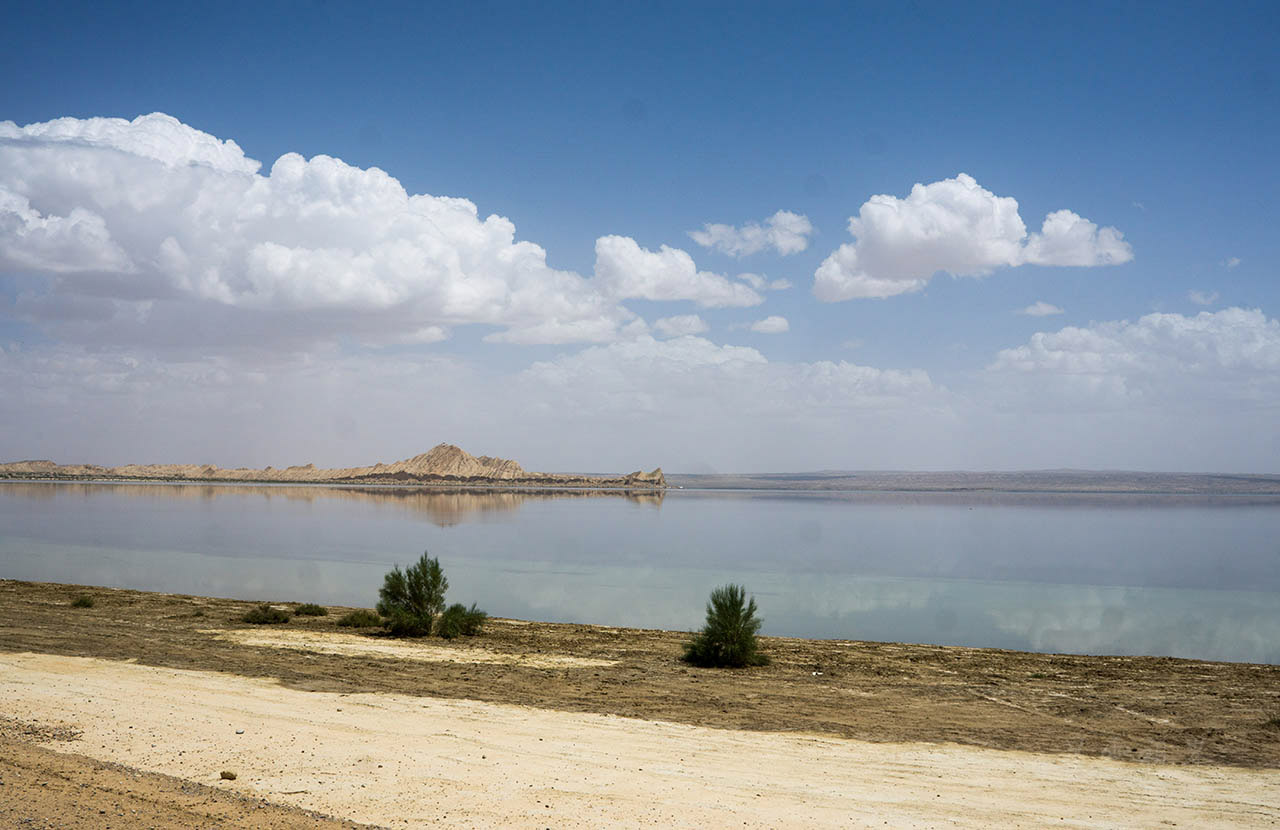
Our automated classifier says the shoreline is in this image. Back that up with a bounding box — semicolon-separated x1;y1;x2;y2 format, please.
0;474;668;494
7;473;1280;498
2;578;1277;768
3;579;1279;826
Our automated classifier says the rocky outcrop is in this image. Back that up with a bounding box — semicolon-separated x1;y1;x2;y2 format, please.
0;444;666;490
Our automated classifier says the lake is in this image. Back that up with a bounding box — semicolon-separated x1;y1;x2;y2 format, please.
2;481;1278;664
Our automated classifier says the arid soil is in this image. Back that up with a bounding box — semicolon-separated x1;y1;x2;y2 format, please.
7;652;1279;829
0;729;372;829
2;579;1280;826
0;443;666;490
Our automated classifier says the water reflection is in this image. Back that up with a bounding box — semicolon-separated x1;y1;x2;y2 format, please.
2;482;1278;663
0;481;663;527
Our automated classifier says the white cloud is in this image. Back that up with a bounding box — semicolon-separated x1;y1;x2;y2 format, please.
592;235;763;307
1022;210;1133;267
1225;257;1241;268
1;113;260;173
688;210;813;257
749;315;789;334
813;173;1133;301
521;336;938;419
1018;301;1064;317
1188;290;1220;306
0;188;135;274
987;307;1280;409
0;113;637;348
737;273;793;292
653;314;709;338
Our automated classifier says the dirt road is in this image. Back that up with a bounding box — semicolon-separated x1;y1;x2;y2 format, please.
4;652;1278;828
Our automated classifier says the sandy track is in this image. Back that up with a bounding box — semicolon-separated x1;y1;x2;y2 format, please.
211;627;616;669
3;653;1277;828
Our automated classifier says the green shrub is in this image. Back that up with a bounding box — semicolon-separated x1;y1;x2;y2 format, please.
241;604;291;624
294;603;328;616
681;584;769;668
337;609;382;628
70;594;95;608
437;602;487;639
377;552;448;636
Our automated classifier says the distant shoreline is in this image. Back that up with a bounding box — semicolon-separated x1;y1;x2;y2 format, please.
0;472;668;493
4;469;1280;495
0;443;667;491
666;469;1280;495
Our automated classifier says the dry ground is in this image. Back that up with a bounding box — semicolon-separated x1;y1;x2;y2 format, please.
2;579;1280;826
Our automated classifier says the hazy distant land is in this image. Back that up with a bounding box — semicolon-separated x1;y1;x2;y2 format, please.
0;443;666;491
4;443;1279;494
666;469;1280;494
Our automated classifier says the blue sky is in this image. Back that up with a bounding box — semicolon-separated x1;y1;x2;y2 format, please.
1;1;1278;472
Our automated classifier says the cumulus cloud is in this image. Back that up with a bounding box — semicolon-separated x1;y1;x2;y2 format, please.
0;113;639;348
987;307;1280;409
653;314;709;338
1021;210;1132;267
813;173;1133;301
1188;290;1220;306
1018;301;1064;317
1225;257;1241;268
592;235;763;307
688;210;813;257
748;315;789;334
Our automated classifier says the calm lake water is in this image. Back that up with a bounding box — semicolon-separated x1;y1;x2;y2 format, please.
2;481;1279;664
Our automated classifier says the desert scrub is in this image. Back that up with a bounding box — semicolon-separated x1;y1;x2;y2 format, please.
682;584;769;668
294;603;328;616
377;552;448;636
437;602;487;639
241;604;291;624
337;609;382;628
70;594;95;608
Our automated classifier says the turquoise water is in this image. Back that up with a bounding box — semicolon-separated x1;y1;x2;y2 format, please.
2;481;1278;663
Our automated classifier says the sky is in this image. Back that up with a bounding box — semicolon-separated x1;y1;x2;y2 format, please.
1;0;1278;473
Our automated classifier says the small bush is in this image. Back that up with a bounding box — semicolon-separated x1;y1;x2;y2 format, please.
337;609;382;628
294;603;328;616
71;594;95;608
220;770;237;780
437;603;488;639
682;584;769;668
377;552;448;637
241;604;291;624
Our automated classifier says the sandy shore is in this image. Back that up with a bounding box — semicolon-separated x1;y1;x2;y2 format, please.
3;580;1280;827
5;651;1279;828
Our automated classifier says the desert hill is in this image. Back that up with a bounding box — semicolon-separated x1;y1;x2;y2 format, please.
0;444;666;490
